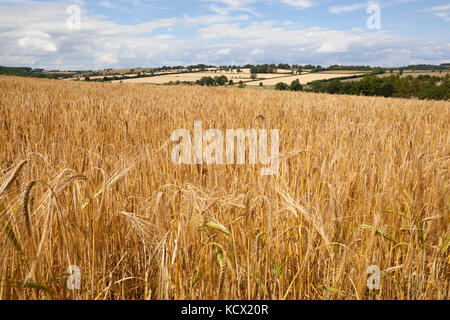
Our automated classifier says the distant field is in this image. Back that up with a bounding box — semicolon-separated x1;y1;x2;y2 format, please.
88;74;139;80
336;70;450;83
377;70;450;78
317;70;371;74
246;73;365;86
112;72;366;86
67;68;450;87
276;68;294;74
112;71;283;84
96;67;157;74
69;67;357;84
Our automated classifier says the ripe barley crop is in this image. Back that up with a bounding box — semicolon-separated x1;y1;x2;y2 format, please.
0;76;448;300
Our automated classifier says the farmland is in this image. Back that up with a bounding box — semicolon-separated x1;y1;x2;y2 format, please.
59;66;450;95
376;70;450;79
110;71;273;84
59;66;368;86
108;70;367;86
0;76;448;300
245;73;366;86
110;68;288;84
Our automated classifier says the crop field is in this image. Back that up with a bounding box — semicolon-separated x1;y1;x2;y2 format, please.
0;76;448;300
112;72;282;84
376;71;450;78
69;68;375;86
246;73;366;86
317;70;372;74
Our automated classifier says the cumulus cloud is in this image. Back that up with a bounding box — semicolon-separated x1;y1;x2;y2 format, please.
17;31;58;53
0;0;448;69
96;52;119;64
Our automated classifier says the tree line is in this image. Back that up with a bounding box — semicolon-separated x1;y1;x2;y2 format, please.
274;74;449;100
0;66;75;79
165;76;230;87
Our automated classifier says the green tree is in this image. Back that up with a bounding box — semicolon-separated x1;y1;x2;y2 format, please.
198;76;215;86
290;79;303;91
214;75;228;86
275;82;289;90
378;82;394;97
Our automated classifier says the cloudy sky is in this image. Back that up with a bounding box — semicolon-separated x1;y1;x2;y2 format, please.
0;0;449;70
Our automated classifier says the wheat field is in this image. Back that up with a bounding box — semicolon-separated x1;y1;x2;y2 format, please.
245;73;365;86
0;76;448;300
111;72;280;84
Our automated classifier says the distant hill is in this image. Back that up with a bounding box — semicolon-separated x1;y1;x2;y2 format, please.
0;66;76;79
0;66;33;74
402;64;449;71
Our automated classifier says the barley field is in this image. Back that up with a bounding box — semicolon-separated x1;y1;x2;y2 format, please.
0;76;448;300
246;73;365;86
112;72;280;84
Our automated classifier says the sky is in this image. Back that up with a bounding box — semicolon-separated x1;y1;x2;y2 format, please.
0;0;449;70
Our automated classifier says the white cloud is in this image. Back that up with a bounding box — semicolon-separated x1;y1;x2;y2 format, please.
0;0;447;70
96;52;119;64
422;4;450;21
329;3;367;14
200;0;262;16
217;48;231;55
183;13;249;27
280;0;315;8
100;1;114;9
423;4;450;12
16;30;58;53
329;1;427;15
250;48;264;55
18;37;58;53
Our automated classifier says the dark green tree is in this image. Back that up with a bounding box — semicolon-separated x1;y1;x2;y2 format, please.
275;82;289;90
290;79;303;91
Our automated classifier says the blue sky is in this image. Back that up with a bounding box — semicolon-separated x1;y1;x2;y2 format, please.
0;0;449;70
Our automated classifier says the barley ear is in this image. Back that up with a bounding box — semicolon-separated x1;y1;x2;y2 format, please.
0;160;28;197
23;181;36;237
